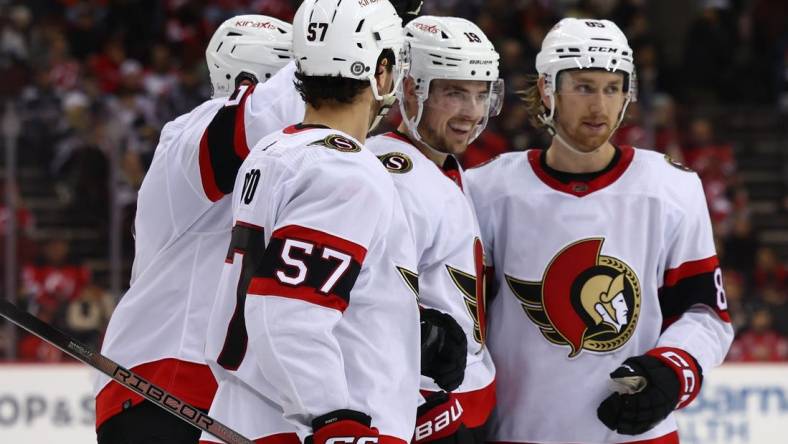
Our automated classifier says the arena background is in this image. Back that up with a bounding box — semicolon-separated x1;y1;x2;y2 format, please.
0;0;786;442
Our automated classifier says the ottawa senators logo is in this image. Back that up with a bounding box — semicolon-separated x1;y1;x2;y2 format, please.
309;134;361;152
378;152;413;173
505;238;641;357
664;154;693;172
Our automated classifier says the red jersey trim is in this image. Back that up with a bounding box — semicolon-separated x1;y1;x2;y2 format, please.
384;131;412;144
283;123;331;134
248;276;349;312
201;432;301;444
273;225;368;264
198;132;223;202
202;433;406;444
489;430;678;444
647;347;702;409
95;358;217;429
233;91;251;158
198;84;255;202
421;380;496;429
663;256;719;287
527;146;635;197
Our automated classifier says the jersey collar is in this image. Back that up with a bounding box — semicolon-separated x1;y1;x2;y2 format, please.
528;145;635;197
383;130;465;191
283;123;331;134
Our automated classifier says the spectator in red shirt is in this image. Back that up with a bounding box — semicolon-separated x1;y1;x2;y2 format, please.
753;246;787;291
21;238;91;316
727;305;788;362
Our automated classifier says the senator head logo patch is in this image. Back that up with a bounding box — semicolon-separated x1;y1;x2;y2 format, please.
505;238;641;357
378;152;413;173
309;134;361;153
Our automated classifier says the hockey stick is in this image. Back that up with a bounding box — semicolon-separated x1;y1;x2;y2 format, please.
0;298;254;444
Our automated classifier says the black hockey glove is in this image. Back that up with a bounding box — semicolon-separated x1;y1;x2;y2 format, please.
420;308;467;392
305;409;378;444
597;347;703;435
414;392;473;444
391;0;423;24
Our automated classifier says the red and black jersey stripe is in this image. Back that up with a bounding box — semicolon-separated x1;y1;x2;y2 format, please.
248;225;367;312
198;84;255;202
218;221;266;371
659;256;731;330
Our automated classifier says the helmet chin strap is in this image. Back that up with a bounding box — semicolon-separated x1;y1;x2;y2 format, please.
402;98;453;159
369;94;396;132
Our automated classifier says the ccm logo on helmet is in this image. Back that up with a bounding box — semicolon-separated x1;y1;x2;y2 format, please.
235;20;275;29
588;47;618;53
326;438;378;444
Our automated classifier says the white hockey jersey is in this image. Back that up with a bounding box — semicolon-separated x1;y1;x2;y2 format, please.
200;126;421;444
366;131;496;429
95;62;304;428
465;146;733;444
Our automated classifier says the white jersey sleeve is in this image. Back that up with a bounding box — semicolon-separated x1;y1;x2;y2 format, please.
243;61;304;147
654;170;734;373
205;127;420;443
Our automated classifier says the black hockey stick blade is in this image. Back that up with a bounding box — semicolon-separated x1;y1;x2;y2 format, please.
0;298;254;444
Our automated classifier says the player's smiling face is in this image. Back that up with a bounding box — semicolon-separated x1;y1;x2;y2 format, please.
418;79;490;155
551;70;626;152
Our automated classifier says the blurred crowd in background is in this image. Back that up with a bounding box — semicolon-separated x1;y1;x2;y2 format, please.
0;0;786;363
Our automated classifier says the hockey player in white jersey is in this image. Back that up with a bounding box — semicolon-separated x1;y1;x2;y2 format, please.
94;15;294;444
199;1;420;444
465;18;733;444
366;16;503;444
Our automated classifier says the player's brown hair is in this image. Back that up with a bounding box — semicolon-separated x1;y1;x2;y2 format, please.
294;49;395;109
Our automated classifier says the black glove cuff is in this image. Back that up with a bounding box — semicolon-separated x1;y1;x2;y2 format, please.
312;409;372;431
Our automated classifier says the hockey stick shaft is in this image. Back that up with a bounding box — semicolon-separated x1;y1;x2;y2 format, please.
0;298;254;444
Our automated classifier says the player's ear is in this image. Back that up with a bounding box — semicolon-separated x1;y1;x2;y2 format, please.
538;75;552;109
399;76;418;118
374;56;394;96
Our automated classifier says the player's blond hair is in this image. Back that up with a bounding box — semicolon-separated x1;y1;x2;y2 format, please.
516;74;549;130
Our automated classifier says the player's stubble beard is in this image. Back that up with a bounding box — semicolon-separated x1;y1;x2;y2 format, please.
417;111;476;156
552;99;620;155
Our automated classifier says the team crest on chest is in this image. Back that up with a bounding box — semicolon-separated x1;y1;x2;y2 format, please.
505;238;641;357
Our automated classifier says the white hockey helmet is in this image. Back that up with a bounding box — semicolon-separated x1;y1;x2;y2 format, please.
292;0;406;103
536;18;636;130
206;15;293;98
399;16;503;148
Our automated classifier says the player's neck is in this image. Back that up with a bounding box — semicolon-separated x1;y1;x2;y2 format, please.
303;100;372;144
545;138;617;174
396;122;449;166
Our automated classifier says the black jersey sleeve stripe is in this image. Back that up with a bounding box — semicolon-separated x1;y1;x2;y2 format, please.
198;84;255;201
